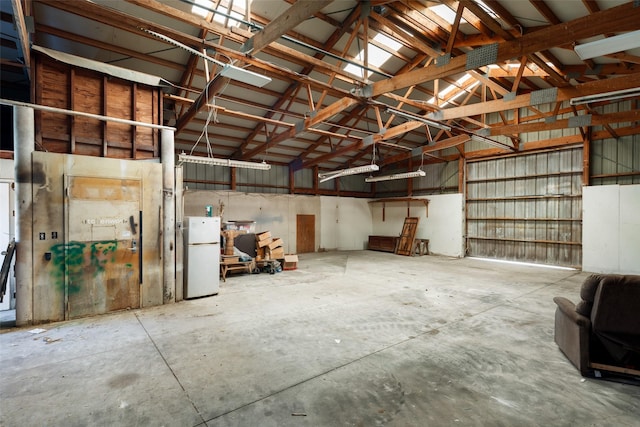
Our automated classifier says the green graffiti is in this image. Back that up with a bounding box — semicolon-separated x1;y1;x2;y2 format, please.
50;242;86;294
49;240;120;294
91;241;118;272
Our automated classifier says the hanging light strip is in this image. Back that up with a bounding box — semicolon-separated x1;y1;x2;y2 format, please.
365;169;426;183
570;87;640;105
318;164;379;183
144;29;271;87
574;30;640;60
178;153;271;170
386;108;451;131
470;134;512;150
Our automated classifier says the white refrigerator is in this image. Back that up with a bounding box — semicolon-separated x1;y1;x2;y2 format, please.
184;216;221;298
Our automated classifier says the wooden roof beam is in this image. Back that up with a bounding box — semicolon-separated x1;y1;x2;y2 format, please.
434;71;640;121
487;108;640;136
243;97;360;160
176;0;335;132
10;0;31;81
372;3;640;97
380;135;471;166
235;3;364;159
242;0;333;54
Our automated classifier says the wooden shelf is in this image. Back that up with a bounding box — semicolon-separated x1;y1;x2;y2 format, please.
369;198;429;221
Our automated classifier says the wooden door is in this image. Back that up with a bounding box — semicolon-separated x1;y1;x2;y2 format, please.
396;217;419;256
296;214;315;253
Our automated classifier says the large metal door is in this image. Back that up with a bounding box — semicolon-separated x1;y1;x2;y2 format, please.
466;148;583;267
64;176;141;319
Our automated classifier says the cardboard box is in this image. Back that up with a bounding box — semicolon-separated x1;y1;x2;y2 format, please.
256;231;272;247
283;254;298;270
257;237;272;248
268;238;283;250
268;247;285;259
256;231;271;241
221;255;240;264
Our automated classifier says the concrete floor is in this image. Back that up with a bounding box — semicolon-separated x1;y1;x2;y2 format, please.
1;251;639;426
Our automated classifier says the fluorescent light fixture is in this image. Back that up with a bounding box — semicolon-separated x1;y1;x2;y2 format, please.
386;108;451;131
219;64;271;88
574;30;640;60
178;153;271;170
365;169;426;183
570;87;640;105
144;29;272;87
471;134;511;150
318;164;379;183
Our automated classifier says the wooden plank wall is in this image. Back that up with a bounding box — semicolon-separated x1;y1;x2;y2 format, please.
34;53;161;159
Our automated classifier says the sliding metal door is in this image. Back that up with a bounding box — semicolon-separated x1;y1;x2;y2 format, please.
466;148;583;267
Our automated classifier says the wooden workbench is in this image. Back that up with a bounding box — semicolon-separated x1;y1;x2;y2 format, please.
220;259;255;281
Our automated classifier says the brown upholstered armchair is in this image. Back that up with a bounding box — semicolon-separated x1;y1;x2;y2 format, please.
553;274;640;381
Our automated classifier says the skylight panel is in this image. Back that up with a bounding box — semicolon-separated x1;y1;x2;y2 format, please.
192;0;213;18
430;4;467;25
213;11;227;25
476;0;498;19
428;74;474;105
440;80;479;107
213;9;244;27
343;33;401;78
344;52;365;78
195;0;249;28
374;33;402;52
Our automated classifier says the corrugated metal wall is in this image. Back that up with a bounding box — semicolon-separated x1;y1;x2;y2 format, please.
589;101;640;185
466;147;583;267
182;163;289;193
368;160;459;197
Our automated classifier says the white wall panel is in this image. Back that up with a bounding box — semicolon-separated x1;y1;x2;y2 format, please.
370;194;463;257
583;184;640;274
0;159;13;179
319;196;339;250
582;185;619;273
0;182;14;311
620;185;640;274
337;198;373;250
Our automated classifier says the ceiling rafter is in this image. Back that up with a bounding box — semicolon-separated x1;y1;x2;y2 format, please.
237;4;365;160
175;0;335;131
9;0;640;173
34;0;359;101
234;6;360;157
436;71;640;121
254;2;640;168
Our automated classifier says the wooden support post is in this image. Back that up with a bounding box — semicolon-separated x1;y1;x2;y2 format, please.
583;128;591;186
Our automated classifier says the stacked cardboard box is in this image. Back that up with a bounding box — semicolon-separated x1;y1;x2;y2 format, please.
283;254;298;270
255;231;285;260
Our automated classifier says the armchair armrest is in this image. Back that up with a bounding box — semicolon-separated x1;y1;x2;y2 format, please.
553;296;592;375
553;297;590;327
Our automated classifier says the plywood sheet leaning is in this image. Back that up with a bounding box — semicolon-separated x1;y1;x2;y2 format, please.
396;217;419;256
